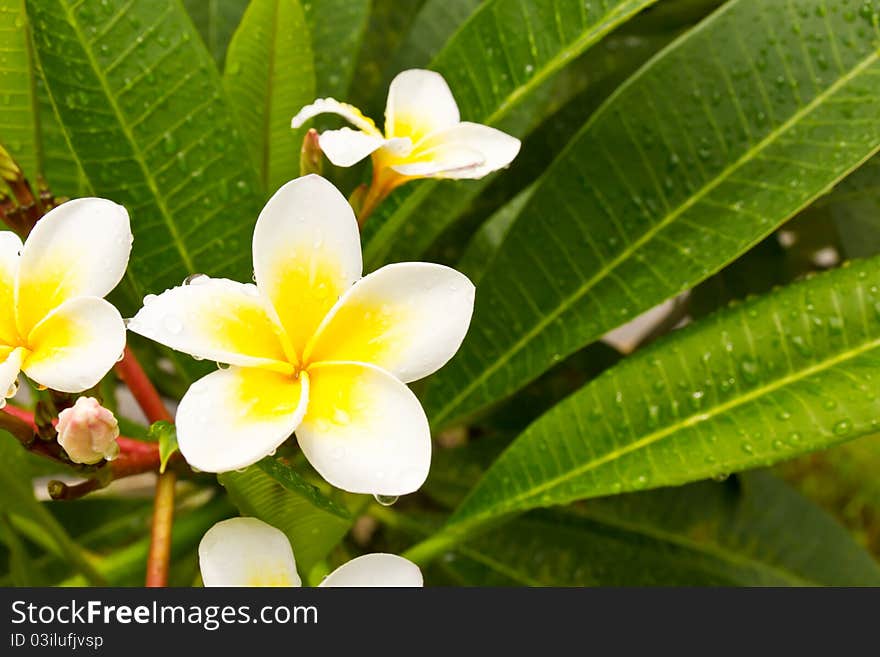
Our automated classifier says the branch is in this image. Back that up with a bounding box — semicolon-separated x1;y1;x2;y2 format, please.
115;347;177;587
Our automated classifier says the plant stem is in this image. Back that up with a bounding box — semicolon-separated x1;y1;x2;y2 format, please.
356;167;405;227
145;469;177;586
115;347;177;587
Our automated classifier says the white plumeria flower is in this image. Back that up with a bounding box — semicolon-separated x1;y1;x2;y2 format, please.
0;199;131;399
128;174;474;496
291;69;521;185
199;517;422;587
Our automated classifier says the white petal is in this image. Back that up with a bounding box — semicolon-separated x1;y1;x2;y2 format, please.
389;145;485;178
0;347;25;398
297;361;430;495
318;128;386;167
0;231;22;345
199;517;301;587
319;553;423;587
252;175;362;357
291;97;381;135
307;262;475;383
127;277;289;371
385;69;459;142
22;297;125;393
394;122;521;179
17;198;131;333
176;366;308;473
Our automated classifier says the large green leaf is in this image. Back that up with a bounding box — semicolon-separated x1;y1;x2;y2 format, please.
827;157;880;258
183;0;249;67
27;0;263;315
381;0;482;84
303;0;370;98
220;464;352;572
425;0;880;429
413;255;880;556
434;474;880;586
361;0;659;268
0;0;39;180
224;0;315;193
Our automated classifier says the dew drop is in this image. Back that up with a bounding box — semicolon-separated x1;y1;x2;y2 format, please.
832;419;852;436
184;273;208;286
142;294;158;305
374;494;398;506
4;380;16;397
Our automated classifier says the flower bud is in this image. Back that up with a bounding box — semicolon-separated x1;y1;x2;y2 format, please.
56;397;120;465
300;128;324;177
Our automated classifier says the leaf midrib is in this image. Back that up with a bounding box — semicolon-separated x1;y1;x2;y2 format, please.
59;0;196;273
432;47;880;427
453;324;880;525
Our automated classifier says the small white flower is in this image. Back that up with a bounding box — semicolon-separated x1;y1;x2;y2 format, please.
199;517;422;587
128;175;475;496
0;199;131;398
291;69;521;186
56;396;120;464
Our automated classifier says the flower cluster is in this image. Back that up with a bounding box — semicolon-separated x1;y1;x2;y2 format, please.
0;69;516;586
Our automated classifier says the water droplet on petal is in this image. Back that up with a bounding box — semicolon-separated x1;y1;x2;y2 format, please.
373;494;398;506
183;273;208;286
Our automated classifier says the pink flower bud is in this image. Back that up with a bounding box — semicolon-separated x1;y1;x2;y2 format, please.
56;397;120;465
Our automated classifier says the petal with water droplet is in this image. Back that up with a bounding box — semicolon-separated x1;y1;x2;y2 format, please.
297;361;430;495
0;232;22;345
16;198;132;334
127;277;291;371
199;517;301;587
176;366;308;473
252;176;362;357
306;262;474;383
0;346;25;400
22;296;125;393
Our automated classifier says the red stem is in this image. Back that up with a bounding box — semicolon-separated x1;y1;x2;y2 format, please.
115;347;176;587
3;405;161;476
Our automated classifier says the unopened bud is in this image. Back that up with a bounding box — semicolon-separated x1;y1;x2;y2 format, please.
300;128;324;176
56;397;120;465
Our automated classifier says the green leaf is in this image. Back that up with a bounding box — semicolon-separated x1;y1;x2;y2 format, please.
0;436;104;584
224;0;315;193
27;0;264;316
381;0;482;83
183;0;249;67
439;256;880;540
425;0;880;429
303;0;370;98
827;157;880;259
0;0;39;181
436;474;880;586
0;513;39;586
148;421;178;473
256;456;351;520
361;0;660;268
219;464;352;571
